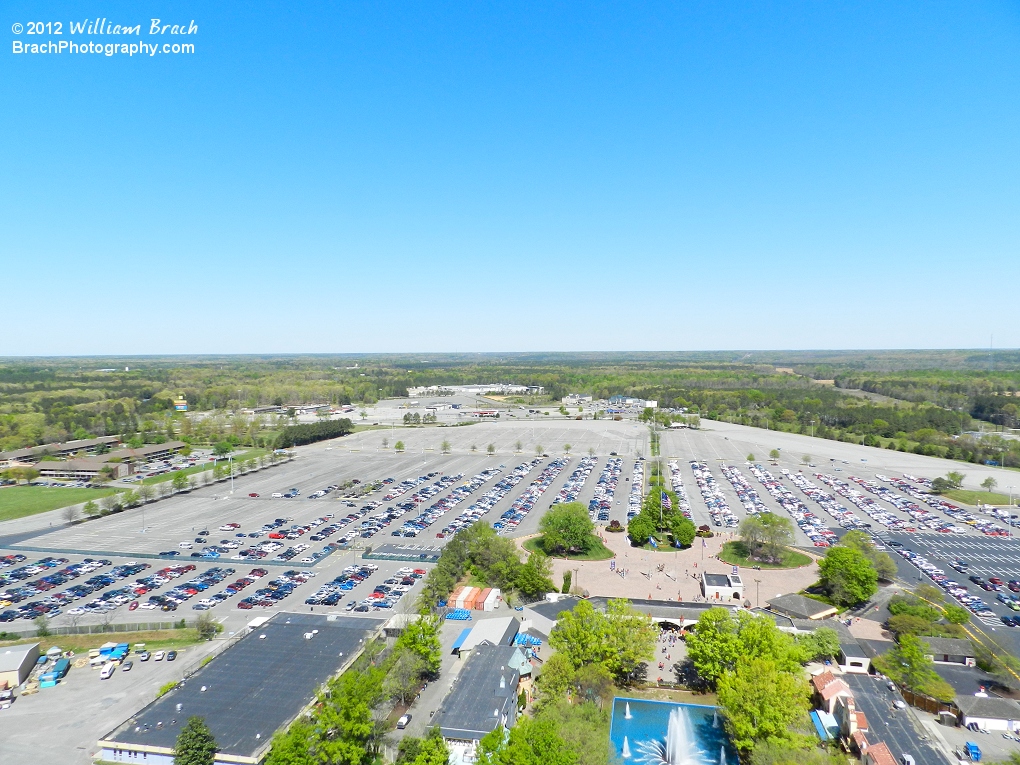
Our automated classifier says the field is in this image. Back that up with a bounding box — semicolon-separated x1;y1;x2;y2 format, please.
0;486;120;522
718;541;814;570
0;628;206;653
942;489;1016;507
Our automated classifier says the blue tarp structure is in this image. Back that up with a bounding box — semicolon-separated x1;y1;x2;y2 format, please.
451;628;473;651
809;710;838;741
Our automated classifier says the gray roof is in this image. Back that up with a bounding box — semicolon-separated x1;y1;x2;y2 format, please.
435;643;520;741
0;436;119;461
839;641;868;659
921;637;974;657
703;573;731;587
0;643;39;673
102;614;385;758
766;593;837;620
107;441;186;459
528;596;736;625
956;695;1020;720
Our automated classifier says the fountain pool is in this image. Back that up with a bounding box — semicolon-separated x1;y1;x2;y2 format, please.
609;698;737;765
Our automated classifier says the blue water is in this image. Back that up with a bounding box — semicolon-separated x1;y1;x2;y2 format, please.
609;697;738;765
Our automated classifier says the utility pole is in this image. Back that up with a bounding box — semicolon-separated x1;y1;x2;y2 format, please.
754;578;761;608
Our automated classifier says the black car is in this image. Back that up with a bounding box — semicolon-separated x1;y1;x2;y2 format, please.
166;651;177;661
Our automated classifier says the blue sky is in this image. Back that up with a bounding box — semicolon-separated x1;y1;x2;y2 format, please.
2;1;1018;354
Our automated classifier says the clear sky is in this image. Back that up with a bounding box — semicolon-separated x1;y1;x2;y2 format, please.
2;1;1018;355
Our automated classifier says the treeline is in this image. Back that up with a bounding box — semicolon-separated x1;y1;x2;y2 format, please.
418;523;555;608
276;419;354;448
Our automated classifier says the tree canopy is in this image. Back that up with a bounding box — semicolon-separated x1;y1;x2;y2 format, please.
548;599;656;681
174;716;218;765
539;502;596;554
817;545;878;606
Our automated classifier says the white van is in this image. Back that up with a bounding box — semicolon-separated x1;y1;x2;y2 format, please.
99;662;116;680
179;542;193;549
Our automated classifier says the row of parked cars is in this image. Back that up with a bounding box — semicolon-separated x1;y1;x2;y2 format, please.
690;461;738;528
454;460;543;536
628;461;643;519
396;468;503;537
878;475;1004;536
305;565;425;611
553;457;597;506
589;458;623;522
665;460;692;521
896;549;997;621
784;470;869;530
0;558;123;621
496;458;568;534
720;464;769;516
236;569;314;609
745;465;838;547
814;473;915;531
852;476;967;534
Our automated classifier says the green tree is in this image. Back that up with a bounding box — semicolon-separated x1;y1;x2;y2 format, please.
441;440;451;454
801;454;811;465
839;530;898;581
314;665;385;765
515;440;523;452
516;551;556;597
212;441;233;456
873;634;955;701
739;513;794;563
396;615;442;678
83;500;100;518
487;443;496;455
717;657;810;752
563;444;572;454
746;453;755;462
536;444;544;456
670;515;696;548
172;472;188;493
944;604;971;625
395;441;405;452
946;471;965;489
818;545;878;606
561;570;572;594
626;513;656;546
196;612;220;640
982;476;998;492
478;716;579;765
385;648;424;705
536;652;576;701
540;503;595;555
795;627;841;661
408;728;449;765
265;721;316;765
173;716;218;765
549;599;655;681
769;449;780;460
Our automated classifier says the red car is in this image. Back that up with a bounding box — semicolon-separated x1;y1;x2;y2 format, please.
128;601;139;611
248;493;259;498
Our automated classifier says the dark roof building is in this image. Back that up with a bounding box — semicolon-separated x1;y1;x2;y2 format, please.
98;613;386;765
921;637;975;666
956;695;1020;731
434;642;521;743
766;593;838;620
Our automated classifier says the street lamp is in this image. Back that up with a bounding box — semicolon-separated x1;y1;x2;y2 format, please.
754;578;761;608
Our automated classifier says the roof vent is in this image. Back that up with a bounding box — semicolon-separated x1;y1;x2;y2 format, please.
500;675;506;689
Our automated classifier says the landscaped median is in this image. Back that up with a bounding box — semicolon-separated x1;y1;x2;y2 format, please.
718;541;813;569
139;448;269;485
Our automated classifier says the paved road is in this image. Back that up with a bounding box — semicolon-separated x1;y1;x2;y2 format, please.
843;673;948;764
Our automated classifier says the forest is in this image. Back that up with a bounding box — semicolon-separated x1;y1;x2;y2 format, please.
1;353;1018;465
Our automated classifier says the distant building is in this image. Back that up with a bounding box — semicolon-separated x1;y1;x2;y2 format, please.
0;643;39;688
700;572;743;602
173;395;188;411
37;458;125;481
0;436;120;467
562;394;593;405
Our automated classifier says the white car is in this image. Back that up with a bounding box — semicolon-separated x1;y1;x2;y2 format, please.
179;542;193;549
140;603;158;610
153;651;166;661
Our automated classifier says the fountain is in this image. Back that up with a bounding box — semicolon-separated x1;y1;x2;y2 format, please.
612;698;735;765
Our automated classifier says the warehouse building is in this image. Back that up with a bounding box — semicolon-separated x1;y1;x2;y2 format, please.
98;614;385;765
37;458;125;481
956;695;1020;732
0;643;40;688
451;616;520;656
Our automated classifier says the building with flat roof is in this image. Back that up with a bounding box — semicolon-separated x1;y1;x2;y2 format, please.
434;642;521;761
450;617;520;655
766;593;838;620
98;613;385;765
0;643;39;688
700;572;743;602
0;436;120;467
921;637;976;667
956;695;1020;732
36;457;125;481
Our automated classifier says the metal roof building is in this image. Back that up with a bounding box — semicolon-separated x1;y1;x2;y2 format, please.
0;643;40;688
98;614;385;765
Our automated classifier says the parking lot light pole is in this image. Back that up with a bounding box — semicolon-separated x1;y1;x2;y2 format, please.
228;454;234;493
